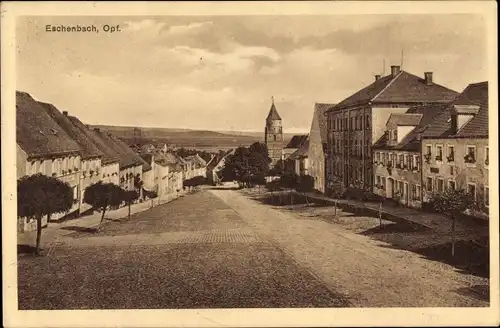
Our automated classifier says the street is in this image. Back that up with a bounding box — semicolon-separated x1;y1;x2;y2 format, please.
18;187;489;309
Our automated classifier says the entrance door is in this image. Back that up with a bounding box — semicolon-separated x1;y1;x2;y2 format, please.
404;183;409;205
387;178;394;199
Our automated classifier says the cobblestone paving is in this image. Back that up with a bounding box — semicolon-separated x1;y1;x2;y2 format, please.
18;190;349;309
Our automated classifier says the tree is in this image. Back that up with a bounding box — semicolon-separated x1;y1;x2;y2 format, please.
17;174;74;255
221;144;270;189
122;189;139;220
296;175;315;205
428;188;476;257
83;181;125;229
279;172;298;204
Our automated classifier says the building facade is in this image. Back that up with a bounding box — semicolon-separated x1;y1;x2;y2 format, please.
421;82;489;218
372;103;449;208
326;66;458;196
307;103;333;193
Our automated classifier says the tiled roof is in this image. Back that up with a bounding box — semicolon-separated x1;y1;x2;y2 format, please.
38;103;104;160
66;116;120;165
373;103;450;151
92;130;140;169
266;102;282;120
108;134;151;171
285;134;308;149
288;139;309;160
387;113;423;126
16;91;81;159
155;152;184;172
454;82;488;137
185;154;207;167
331;71;458;110
421;82;488;139
314;103;334;143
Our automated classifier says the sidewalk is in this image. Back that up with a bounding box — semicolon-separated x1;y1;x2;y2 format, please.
304;192;489;235
18;191;187;249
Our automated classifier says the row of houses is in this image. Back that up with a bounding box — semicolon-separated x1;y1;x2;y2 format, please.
284;66;489;218
16;91;208;231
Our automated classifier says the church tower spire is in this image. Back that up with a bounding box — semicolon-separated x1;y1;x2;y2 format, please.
265;97;283;167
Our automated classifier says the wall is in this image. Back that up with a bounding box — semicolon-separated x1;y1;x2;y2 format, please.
373;149;422;209
79;157;103;214
101;162;120;185
371;106;409;144
16;144;28;179
18;153;83;230
421;137;489;216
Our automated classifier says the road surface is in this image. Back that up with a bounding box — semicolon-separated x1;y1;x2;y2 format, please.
17;187;488;309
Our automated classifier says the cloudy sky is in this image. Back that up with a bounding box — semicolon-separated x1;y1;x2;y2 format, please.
17;14;486;133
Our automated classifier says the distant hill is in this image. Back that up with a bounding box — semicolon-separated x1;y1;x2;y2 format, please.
91;125;298;151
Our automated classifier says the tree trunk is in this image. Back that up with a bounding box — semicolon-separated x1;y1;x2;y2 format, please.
99;203;107;230
451;215;456;257
334;199;337;216
128;201;131;220
35;215;42;256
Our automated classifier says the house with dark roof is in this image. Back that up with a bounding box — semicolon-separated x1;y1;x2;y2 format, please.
66;116;120;187
184;154;208;179
283;134;309;174
420;82;489;218
16;91;83;230
372;103;449;209
39;105;109;214
307;103;335;193
325;65;459;195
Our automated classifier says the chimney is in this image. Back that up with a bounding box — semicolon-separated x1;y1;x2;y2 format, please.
424;72;433;85
391;65;400;77
375;74;381;81
62;111;68;116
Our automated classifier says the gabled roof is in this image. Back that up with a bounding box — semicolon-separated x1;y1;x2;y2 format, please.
16;91;81;159
38;103;104;160
373;102;450;151
108;134;151;171
285;134;308;149
266;101;282;121
421;82;488;139
313;103;334;143
288;139;309;160
387;113;423;127
453;82;488;137
331;71;458;110
66;116;120;165
185;154;207;167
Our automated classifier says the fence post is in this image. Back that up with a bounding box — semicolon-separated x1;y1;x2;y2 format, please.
334;199;337;217
379;202;383;227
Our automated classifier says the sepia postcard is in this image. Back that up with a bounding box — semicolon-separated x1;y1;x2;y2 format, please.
1;1;499;327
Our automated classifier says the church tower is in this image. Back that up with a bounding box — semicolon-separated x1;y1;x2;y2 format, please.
265;97;283;167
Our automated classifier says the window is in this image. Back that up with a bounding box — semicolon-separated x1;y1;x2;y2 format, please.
416;156;421;171
436;145;443;161
416;185;421;200
393;129;398;141
484;186;489;207
381;176;386;189
485;147;489;165
399;154;404;168
398;181;404;195
448;180;456;191
376;175;381;186
426;145;432;156
392;153;396;167
447;146;454;162
354;117;358;130
376;152;381;163
426;177;433;192
437;178;444;192
467;183;476;199
465;146;476;163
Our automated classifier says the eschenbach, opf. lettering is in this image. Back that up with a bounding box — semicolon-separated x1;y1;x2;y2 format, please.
45;24;99;33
